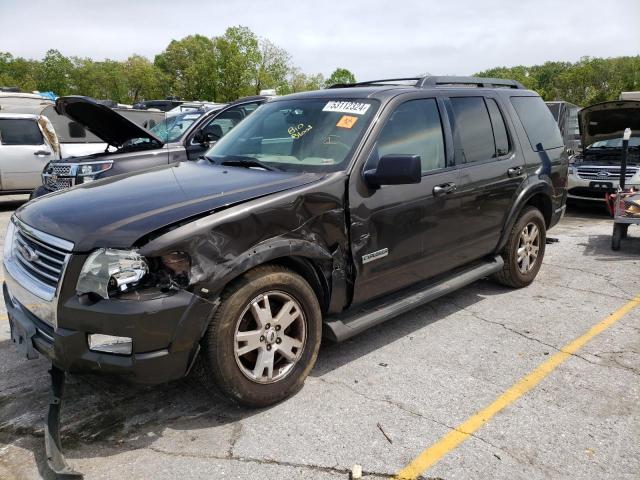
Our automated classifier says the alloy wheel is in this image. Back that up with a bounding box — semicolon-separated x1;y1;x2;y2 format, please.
234;291;307;384
516;222;540;274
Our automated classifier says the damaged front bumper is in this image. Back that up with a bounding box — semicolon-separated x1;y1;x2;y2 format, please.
3;277;213;385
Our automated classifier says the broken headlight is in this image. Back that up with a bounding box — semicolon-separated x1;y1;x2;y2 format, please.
76;249;149;299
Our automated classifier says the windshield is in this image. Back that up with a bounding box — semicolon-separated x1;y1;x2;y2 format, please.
150;110;209;143
204;98;378;172
587;137;640;149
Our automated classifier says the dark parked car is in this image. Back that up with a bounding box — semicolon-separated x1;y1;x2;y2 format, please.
5;76;567;408
31;95;266;198
132;99;184;111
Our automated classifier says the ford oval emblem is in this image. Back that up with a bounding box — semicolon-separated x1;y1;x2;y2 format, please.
597;171;609;177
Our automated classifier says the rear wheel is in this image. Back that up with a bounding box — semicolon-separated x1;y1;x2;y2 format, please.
197;265;322;407
494;206;546;288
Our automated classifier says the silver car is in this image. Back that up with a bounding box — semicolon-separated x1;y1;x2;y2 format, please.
0;113;61;193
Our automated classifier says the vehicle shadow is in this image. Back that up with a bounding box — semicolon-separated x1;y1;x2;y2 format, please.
0;195;29;212
580;231;640;258
313;278;505;377
0;279;501;477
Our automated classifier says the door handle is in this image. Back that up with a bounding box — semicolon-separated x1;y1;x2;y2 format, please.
433;182;457;197
507;166;524;177
34;150;51;156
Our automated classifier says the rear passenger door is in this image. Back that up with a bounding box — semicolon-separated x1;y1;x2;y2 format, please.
444;95;525;259
349;96;466;305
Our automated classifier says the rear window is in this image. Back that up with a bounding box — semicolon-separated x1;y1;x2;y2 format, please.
0;118;43;145
511;96;563;151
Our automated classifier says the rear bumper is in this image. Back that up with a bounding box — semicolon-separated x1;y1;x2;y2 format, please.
4;281;212;385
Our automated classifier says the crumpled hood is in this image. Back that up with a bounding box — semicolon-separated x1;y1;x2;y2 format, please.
16;161;322;251
55;96;163;147
579;100;640;148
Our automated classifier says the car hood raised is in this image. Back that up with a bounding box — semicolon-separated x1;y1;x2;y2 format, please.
16;161;322;251
55;96;164;148
579;100;640;148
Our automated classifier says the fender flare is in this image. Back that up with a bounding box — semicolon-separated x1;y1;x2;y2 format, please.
497;180;553;253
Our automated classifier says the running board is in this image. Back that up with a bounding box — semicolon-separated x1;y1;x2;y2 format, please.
323;256;504;342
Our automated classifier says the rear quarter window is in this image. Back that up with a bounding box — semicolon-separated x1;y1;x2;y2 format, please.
511;96;563;151
0;118;44;145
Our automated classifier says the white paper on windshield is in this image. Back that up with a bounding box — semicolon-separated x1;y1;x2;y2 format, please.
323;101;370;115
183;114;201;119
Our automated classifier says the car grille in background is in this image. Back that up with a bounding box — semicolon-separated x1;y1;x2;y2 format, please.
43;163;74;191
13;226;69;289
43;177;73;190
50;165;72;176
577;166;638;180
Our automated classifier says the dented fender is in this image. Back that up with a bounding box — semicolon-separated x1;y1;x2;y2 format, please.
138;172;352;314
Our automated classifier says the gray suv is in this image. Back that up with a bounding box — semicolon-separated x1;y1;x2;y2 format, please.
31;95;267;198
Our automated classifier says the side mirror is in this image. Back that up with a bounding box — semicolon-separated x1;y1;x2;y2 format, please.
193;131;218;145
364;154;421;188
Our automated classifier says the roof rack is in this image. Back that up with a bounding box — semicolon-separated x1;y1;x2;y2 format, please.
328;75;526;90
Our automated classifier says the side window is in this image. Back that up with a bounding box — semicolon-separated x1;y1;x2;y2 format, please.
485;98;510;156
510;96;563;151
449;97;495;163
0;119;44;146
200;102;262;142
376;98;445;174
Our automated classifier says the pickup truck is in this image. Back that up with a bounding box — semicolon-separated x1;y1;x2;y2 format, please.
4;76;568;409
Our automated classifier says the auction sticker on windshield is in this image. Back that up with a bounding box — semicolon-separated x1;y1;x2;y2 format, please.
323;101;371;115
336;115;358;128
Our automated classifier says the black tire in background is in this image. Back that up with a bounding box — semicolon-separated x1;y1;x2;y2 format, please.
494;206;547;288
196;265;322;408
611;223;623;251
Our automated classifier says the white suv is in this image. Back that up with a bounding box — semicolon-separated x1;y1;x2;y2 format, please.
0;113;61;194
569;100;640;201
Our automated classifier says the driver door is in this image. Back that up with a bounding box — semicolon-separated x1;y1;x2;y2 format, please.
348;97;465;305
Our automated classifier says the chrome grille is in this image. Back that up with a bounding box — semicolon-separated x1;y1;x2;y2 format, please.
50;164;72;176
43;176;73;190
577;166;637;180
11;221;71;290
42;163;75;191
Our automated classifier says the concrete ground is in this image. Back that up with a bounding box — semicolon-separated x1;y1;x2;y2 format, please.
0;195;638;480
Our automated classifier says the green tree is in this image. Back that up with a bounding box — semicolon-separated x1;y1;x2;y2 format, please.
255;39;291;95
155;34;216;100
36;49;73;95
324;67;356;88
123;55;168;103
214;26;260;101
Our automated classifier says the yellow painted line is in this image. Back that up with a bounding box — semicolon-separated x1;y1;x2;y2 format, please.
396;294;640;480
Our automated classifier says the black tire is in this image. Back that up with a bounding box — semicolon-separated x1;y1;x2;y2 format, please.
29;186;49;200
196;265;322;408
493;206;547;288
620;224;629;239
611;223;623;251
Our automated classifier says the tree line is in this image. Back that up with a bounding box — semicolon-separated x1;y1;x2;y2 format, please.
1;24;636;107
475;56;639;106
0;25;356;104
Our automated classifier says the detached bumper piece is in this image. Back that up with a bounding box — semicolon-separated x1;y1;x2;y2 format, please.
45;365;84;479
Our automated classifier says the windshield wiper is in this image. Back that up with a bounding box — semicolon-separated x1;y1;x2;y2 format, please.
205;155;280;172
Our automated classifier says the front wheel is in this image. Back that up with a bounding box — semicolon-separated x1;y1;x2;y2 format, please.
494;206;547;288
197;265;322;407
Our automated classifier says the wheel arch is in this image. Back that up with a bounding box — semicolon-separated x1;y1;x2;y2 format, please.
497;183;553;253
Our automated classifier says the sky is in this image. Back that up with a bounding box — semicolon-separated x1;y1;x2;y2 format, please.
1;0;638;80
